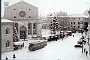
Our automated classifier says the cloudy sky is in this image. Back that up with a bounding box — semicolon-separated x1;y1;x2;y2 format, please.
1;0;90;16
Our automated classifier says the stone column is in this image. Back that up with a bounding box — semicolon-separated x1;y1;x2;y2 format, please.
32;23;33;37
26;22;28;39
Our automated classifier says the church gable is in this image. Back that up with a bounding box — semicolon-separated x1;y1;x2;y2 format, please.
4;0;38;20
7;1;38;9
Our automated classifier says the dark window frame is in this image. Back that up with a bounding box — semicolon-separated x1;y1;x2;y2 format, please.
14;16;16;18
6;27;9;34
29;9;31;10
29;16;31;18
6;40;10;47
14;8;16;10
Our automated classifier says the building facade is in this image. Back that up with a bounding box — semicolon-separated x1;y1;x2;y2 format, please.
3;1;42;39
47;16;70;31
46;14;88;33
1;19;13;52
82;10;90;59
68;14;88;32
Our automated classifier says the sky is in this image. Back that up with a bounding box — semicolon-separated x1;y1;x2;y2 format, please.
1;0;90;17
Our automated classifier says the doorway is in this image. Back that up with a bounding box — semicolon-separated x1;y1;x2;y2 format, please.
20;26;26;39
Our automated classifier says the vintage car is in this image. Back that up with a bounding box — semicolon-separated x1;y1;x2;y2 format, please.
66;31;72;36
47;35;59;41
77;41;83;44
28;41;47;51
74;44;82;48
77;38;86;44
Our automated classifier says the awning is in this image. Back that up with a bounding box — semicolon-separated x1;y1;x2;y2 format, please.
13;42;23;45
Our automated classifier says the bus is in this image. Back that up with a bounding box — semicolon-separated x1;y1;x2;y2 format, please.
28;41;47;51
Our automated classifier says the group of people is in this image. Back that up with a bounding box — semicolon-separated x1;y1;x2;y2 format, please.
6;54;16;60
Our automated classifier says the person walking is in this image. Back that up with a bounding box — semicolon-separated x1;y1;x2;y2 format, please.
13;54;16;60
6;56;8;60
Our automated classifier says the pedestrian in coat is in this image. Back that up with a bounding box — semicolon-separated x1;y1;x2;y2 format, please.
6;56;8;60
13;54;16;59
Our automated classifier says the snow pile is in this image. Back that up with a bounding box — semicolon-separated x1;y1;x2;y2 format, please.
13;42;23;45
41;29;51;37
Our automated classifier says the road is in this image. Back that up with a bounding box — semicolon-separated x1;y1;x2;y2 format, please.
1;32;89;60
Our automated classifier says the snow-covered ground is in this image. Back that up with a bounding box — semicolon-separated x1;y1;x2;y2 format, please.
41;29;51;37
1;29;90;60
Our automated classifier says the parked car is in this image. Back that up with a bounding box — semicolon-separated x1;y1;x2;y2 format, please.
77;41;83;44
74;44;82;48
77;39;82;44
47;36;52;41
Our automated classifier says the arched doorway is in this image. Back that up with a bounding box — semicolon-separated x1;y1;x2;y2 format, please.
20;26;27;39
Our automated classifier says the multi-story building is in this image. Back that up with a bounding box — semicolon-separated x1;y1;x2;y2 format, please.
46;14;88;33
1;19;13;52
68;14;88;32
3;1;42;39
82;10;90;60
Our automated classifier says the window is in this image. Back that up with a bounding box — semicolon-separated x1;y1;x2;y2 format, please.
29;16;31;18
14;8;16;10
71;22;72;24
28;23;32;35
6;40;10;47
68;27;70;29
82;22;83;24
33;23;36;29
33;23;37;34
79;18;80;20
66;22;67;24
29;9;31;10
71;18;73;19
78;26;80;28
74;26;75;27
14;16;16;18
28;23;30;29
74;22;75;24
78;22;80;24
6;27;9;34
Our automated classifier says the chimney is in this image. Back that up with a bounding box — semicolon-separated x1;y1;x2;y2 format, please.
3;2;9;8
3;2;9;19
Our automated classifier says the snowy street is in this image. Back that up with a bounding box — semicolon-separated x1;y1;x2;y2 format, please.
1;33;89;60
